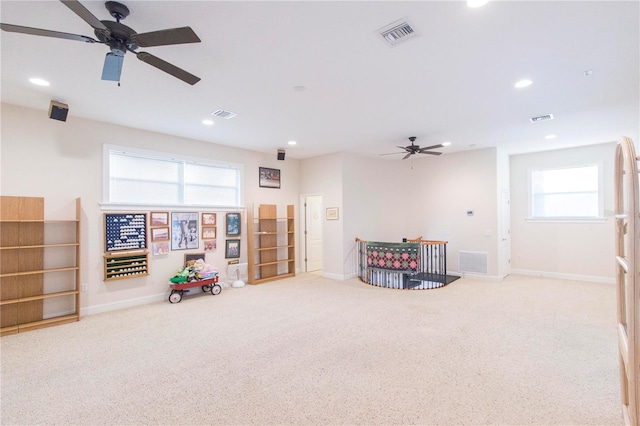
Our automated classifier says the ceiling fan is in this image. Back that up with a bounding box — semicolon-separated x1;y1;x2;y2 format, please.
380;137;449;160
0;0;201;85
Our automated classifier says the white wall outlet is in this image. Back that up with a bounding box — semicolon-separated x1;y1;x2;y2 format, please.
81;283;88;292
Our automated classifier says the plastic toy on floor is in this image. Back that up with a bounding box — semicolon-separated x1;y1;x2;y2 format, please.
168;259;221;303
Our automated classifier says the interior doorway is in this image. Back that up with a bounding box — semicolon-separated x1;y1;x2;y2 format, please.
301;195;323;272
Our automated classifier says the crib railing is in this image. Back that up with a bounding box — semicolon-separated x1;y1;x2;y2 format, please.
355;237;449;290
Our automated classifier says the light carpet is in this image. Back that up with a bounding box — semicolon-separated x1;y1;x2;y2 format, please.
0;274;622;425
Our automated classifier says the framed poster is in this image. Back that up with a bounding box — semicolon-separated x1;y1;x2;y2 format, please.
171;212;199;251
202;212;217;226
150;211;169;226
259;167;281;189
226;212;241;236
225;239;241;258
151;227;169;242
202;226;217;239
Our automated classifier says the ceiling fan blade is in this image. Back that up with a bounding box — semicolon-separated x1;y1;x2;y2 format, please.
0;23;97;43
379;152;404;156
418;151;442;155
102;52;124;81
402;153;413;160
136;52;201;85
131;27;201;47
418;144;445;152
60;0;108;31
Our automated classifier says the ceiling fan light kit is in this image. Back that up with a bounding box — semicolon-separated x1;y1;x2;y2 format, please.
1;0;202;85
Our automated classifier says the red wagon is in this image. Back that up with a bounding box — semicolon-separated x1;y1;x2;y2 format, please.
168;275;221;303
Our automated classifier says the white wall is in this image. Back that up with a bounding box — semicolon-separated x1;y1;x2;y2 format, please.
406;148;500;278
298;153;344;279
302;149;501;280
1;103;301;314
509;143;616;283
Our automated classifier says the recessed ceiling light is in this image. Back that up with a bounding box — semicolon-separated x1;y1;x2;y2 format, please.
288;140;297;146
293;86;306;92
202;119;214;126
467;0;489;8
514;79;533;88
442;142;452;146
544;134;557;140
29;77;50;86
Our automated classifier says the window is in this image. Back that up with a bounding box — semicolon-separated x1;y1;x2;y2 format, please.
530;164;602;219
104;145;243;208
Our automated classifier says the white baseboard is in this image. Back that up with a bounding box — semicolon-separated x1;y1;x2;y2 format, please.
459;272;503;282
81;293;167;316
322;271;345;280
510;269;615;284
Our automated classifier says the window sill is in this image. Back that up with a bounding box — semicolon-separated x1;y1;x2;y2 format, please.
525;217;607;224
100;203;245;212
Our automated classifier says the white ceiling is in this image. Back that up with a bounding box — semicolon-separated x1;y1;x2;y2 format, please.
1;1;638;160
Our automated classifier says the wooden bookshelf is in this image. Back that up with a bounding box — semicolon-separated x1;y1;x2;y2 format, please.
0;196;81;336
247;204;295;284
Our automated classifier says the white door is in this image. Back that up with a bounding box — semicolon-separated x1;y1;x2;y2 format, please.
304;195;323;272
499;188;511;278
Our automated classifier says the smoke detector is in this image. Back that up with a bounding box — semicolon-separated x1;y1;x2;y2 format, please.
377;18;420;46
529;113;554;123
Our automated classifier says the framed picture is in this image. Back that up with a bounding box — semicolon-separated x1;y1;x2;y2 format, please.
326;207;339;220
202;226;217;239
150;211;169;226
202;212;217;226
151;226;170;242
204;240;217;251
171;212;199;251
104;213;147;252
259;167;281;189
184;253;205;267
152;241;169;256
226;212;241;236
225;239;241;258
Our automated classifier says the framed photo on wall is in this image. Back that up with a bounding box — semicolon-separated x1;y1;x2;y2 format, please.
202;213;217;226
202;226;216;239
259;167;281;189
150;211;169;226
226;212;241;236
326;207;339;220
204;240;217;251
152;242;169;256
151;227;170;242
225;239;241;258
171;212;199;251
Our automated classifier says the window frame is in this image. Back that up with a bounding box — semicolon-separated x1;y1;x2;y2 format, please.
527;162;605;222
102;144;244;211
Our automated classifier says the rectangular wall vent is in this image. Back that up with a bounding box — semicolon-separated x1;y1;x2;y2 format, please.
211;109;237;119
459;251;488;274
377;19;420;46
529;113;554;123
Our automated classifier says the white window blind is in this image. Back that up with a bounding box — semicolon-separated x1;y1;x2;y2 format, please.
530;164;601;219
105;146;242;208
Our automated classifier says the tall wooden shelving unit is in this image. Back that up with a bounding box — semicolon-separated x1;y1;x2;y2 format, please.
247;204;295;284
0;196;81;336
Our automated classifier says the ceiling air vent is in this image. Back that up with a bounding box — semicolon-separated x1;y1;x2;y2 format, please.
529;113;554;123
377;19;420;46
211;109;237;119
